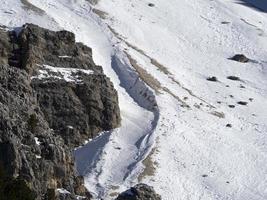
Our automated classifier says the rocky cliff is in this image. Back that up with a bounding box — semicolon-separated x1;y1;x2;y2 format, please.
0;24;120;200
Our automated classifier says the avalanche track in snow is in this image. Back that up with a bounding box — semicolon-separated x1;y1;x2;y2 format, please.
1;0;267;200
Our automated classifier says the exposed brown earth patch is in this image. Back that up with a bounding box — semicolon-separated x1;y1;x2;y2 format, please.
125;52;161;93
92;8;108;19
21;0;45;14
138;147;158;182
210;111;225;118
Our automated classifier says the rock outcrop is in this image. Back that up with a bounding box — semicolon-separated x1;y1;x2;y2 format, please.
116;184;161;200
229;54;250;63
0;24;120;199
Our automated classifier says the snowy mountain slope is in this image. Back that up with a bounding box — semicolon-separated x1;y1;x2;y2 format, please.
1;0;267;200
0;0;58;30
89;0;267;199
92;1;267;199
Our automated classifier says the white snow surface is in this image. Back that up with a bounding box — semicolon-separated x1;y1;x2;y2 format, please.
31;64;94;82
56;188;71;194
34;137;41;145
1;0;267;200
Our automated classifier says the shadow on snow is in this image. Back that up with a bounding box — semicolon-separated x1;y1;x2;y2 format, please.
237;0;267;13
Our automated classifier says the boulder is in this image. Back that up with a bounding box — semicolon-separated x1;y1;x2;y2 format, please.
116;184;161;200
230;54;249;63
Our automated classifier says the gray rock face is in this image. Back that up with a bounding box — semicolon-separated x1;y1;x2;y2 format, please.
0;29;12;65
17;24;102;74
0;24;120;199
17;23;121;147
33;75;120;147
116;184;161;200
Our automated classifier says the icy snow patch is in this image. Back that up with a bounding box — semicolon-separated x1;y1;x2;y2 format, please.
56;188;71;194
58;55;72;58
31;64;94;82
67;125;74;129
34;137;41;145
